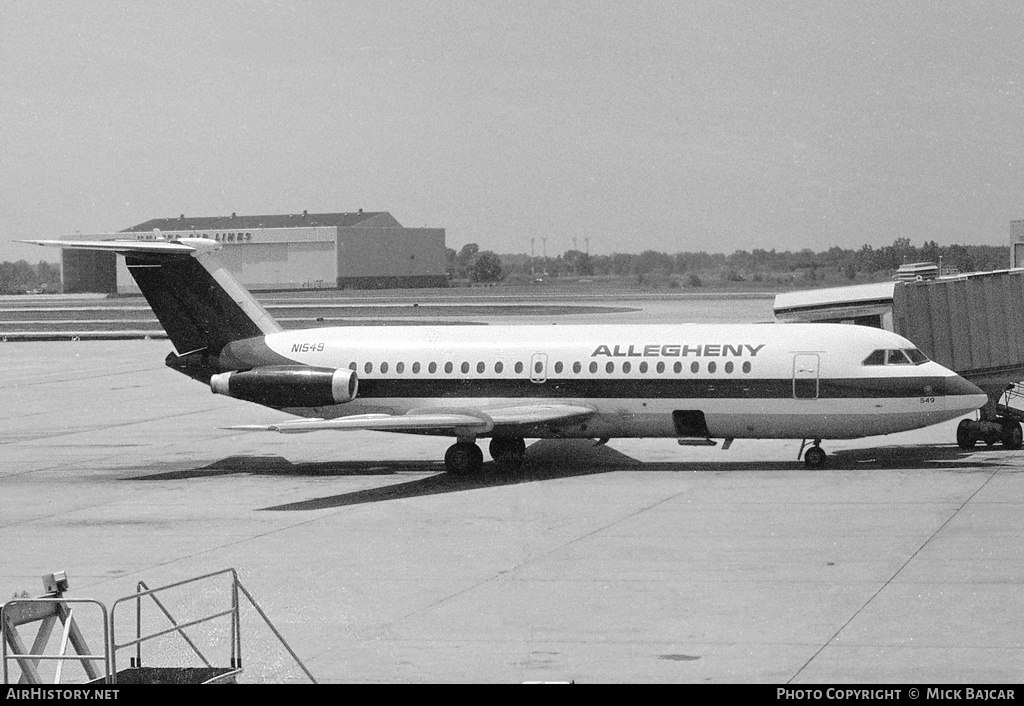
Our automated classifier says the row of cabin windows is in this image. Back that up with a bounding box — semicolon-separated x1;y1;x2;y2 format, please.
350;360;754;375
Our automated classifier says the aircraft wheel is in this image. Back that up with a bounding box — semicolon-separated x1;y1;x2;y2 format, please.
956;419;977;450
445;442;483;476
1002;421;1023;450
804;446;827;469
489;437;526;461
489;438;526;473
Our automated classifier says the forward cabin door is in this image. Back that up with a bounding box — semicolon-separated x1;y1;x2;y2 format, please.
793;354;820;400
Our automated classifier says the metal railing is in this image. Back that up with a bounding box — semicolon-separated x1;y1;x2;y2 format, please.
110;568;239;682
1;599;109;684
109;568;315;684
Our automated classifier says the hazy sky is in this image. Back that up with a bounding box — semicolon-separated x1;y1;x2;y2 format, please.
2;1;1022;261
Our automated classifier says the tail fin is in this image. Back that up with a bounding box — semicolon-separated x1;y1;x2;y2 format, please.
21;237;281;356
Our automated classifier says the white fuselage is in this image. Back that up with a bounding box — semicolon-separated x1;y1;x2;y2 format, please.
250;322;986;441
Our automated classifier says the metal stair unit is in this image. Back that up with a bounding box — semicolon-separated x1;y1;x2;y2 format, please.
3;569;316;684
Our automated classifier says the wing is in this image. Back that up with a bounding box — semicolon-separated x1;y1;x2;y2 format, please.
226;404;595;435
228;412;493;435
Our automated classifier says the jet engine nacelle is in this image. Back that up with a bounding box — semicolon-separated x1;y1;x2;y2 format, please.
210;366;358;408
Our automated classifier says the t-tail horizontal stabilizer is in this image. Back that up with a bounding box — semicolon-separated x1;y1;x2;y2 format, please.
21;237;282;363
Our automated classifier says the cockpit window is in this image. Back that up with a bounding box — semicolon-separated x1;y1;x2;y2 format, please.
863;348;930;366
886;349;912;365
905;348;930;364
863;350;886;366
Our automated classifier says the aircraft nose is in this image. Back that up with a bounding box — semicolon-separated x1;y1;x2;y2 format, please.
942;374;988;411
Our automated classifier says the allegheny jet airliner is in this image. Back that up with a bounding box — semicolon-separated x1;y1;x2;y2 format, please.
26;237;987;472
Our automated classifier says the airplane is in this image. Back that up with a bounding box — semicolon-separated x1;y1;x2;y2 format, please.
24;236;988;472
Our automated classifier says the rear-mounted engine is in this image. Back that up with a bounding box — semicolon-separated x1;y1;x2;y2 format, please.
210;366;358;408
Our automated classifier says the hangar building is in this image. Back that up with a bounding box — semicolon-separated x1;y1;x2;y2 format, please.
61;211;447;294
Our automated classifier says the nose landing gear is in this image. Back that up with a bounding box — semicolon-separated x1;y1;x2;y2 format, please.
800;439;827;469
957;418;1023;451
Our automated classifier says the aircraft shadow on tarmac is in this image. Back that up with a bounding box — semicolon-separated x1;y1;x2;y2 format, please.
126;439;1011;511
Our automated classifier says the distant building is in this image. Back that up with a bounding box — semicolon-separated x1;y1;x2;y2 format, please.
61;211;447;294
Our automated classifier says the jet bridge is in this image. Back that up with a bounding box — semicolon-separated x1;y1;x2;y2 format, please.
774;268;1024;450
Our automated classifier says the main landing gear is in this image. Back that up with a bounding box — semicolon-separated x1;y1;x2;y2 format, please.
799;439;828;469
443;438;527;475
444;442;484;475
489;437;527;470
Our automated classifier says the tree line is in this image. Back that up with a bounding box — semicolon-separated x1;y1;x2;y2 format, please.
1;239;1011;292
0;260;61;294
449;238;1010;286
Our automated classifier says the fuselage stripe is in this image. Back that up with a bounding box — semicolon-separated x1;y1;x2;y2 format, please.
350;376;948;400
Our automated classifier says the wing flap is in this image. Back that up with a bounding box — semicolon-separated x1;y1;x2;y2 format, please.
485;404;595;425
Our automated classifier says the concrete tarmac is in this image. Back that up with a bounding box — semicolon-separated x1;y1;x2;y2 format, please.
2;332;1023;682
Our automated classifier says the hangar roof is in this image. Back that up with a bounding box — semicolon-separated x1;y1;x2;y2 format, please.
122;211;397;232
